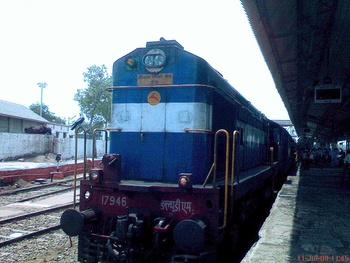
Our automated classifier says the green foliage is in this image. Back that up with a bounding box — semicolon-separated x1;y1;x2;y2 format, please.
74;64;112;132
29;103;67;124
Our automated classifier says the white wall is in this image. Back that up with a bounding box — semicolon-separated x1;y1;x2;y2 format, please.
0;132;108;161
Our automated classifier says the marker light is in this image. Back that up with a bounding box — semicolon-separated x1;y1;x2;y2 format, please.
143;49;166;73
178;173;193;189
125;56;139;70
89;168;103;182
84;190;92;200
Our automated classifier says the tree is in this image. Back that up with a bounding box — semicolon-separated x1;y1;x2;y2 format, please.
29;103;66;124
74;64;112;132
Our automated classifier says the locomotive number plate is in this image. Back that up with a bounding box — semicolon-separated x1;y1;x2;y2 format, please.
137;73;173;86
101;195;127;207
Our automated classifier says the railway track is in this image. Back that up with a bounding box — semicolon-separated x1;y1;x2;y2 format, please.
0;201;79;248
0;178;76;196
0;176;81;248
0;203;76;247
0;170;85;262
0;177;81;206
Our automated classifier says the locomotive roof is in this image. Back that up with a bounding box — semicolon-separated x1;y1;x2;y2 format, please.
113;38;267;122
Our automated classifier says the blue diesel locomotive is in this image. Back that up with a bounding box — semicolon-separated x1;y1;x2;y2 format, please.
61;39;296;262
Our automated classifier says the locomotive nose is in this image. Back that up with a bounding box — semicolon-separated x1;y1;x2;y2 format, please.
60;208;97;236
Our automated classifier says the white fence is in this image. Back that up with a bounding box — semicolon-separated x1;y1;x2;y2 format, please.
0;132;108;161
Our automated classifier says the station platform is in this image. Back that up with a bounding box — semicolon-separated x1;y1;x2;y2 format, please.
241;164;350;263
0;159;97;185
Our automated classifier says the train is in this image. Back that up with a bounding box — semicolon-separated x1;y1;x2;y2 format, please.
60;38;296;263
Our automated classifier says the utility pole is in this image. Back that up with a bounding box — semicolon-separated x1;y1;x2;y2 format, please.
37;82;47;116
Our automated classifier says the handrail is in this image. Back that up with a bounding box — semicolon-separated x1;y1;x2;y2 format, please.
230;130;239;217
270;146;274;189
92;129;109;168
214;129;229;230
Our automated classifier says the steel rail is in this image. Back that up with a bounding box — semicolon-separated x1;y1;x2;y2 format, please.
0;176;83;196
0;202;79;224
0;224;62;248
0;202;80;247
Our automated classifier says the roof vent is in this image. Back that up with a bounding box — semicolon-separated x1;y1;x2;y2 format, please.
146;38;184;49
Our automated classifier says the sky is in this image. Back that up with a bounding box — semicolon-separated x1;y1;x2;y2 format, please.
0;0;290;123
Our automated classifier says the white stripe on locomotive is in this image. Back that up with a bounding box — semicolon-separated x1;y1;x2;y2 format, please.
111;102;212;132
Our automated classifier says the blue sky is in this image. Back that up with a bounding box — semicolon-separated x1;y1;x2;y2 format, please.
0;0;290;122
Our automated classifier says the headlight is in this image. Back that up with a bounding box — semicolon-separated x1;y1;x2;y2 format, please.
154;54;166;66
143;49;166;73
144;55;154;67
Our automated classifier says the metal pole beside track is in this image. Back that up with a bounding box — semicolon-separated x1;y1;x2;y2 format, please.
73;126;87;209
73;128;78;209
83;131;87;180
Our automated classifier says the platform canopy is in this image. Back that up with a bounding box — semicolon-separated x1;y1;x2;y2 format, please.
241;0;350;144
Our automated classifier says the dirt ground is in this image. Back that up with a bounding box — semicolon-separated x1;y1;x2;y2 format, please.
19;153;60;163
